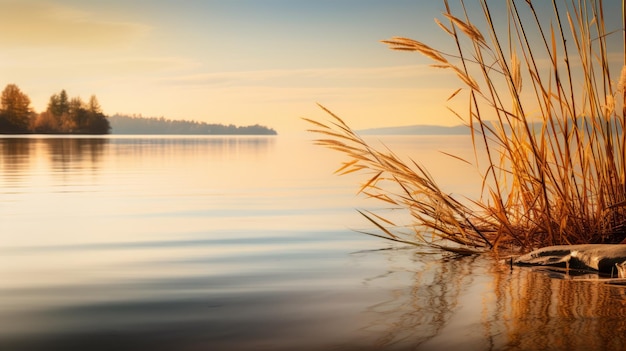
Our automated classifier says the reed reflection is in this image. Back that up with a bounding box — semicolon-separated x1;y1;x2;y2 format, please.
493;268;626;351
360;250;626;350
357;249;481;349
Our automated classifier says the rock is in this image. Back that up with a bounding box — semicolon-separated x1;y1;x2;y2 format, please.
514;244;626;277
617;262;626;278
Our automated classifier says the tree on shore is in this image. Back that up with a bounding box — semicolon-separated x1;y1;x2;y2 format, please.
74;95;109;134
48;89;70;117
0;84;33;133
30;88;110;134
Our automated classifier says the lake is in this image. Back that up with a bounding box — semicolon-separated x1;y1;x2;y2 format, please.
1;135;626;350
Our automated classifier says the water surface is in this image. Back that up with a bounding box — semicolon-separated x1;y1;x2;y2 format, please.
1;135;625;350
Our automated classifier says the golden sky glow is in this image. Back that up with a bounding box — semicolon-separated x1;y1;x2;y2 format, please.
0;0;622;134
0;1;149;47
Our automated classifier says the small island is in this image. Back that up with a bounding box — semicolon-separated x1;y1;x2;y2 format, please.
0;83;277;135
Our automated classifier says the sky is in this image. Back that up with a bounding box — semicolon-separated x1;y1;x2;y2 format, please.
0;0;623;134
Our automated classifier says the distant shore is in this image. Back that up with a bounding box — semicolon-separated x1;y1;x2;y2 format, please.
108;115;277;135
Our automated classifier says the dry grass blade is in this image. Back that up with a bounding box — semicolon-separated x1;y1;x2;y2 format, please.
337;164;367;176
618;65;626;93
357;209;399;240
511;52;522;92
354;229;421;246
452;66;480;91
443;13;487;47
439;151;472;165
363;191;399;205
447;88;463;101
316;103;351;130
334;159;359;175
434;17;454;36
381;37;449;63
301;117;330;130
358;171;384;194
362;209;398;227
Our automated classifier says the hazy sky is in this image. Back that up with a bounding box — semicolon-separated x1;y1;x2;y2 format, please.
0;0;623;134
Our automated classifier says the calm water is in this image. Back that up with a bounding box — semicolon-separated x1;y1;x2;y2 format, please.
1;135;626;351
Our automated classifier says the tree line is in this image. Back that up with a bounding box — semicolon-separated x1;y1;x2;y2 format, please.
0;84;110;134
109;115;277;135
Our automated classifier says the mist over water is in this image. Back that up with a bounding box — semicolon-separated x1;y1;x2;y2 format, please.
1;135;625;350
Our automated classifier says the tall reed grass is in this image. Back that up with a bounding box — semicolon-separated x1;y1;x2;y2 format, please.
306;0;626;253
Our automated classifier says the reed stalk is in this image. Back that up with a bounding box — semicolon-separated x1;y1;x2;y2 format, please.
306;0;626;253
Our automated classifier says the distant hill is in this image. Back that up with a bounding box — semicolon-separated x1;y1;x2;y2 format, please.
358;124;469;135
358;118;622;136
109;115;277;135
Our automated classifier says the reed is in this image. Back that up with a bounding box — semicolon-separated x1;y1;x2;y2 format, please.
306;0;626;253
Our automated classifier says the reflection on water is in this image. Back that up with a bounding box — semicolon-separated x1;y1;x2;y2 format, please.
45;138;108;168
355;250;626;351
0;136;273;176
1;135;625;350
0;137;33;175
